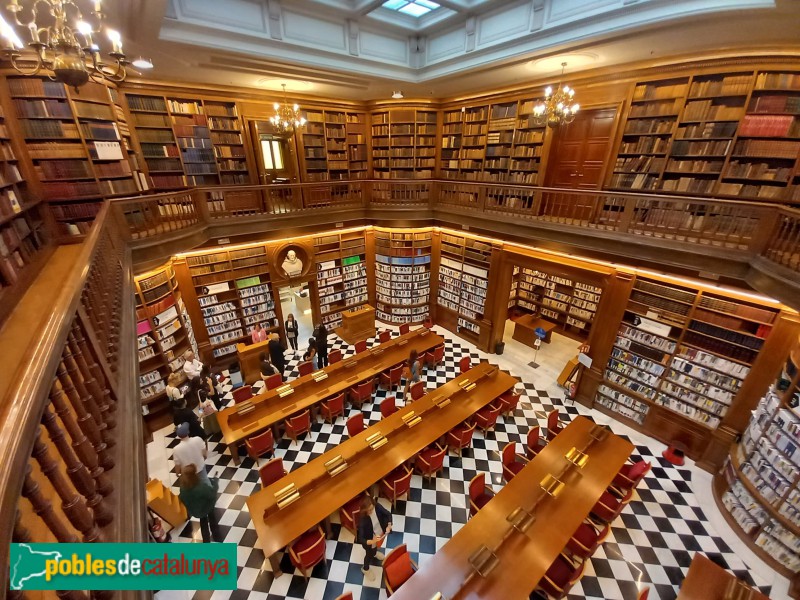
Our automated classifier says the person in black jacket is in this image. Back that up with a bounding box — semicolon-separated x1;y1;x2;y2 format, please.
267;333;287;381
357;495;392;581
315;323;329;367
172;396;206;442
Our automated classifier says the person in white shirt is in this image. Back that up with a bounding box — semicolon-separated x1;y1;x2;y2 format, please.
183;350;203;381
357;495;393;581
172;422;209;482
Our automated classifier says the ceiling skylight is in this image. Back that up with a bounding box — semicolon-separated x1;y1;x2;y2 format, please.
382;0;441;18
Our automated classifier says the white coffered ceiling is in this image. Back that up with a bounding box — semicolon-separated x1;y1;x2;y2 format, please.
113;0;799;101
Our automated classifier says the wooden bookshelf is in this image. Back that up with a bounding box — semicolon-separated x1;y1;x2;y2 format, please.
374;228;431;325
299;109;367;182
715;344;800;581
313;231;368;329
346;112;369;179
206;101;250;185
370;108;437;181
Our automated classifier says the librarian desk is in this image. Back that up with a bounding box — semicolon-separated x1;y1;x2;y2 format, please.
392;416;633;600
218;327;444;464
246;362;518;574
512;314;558;347
677;553;769;600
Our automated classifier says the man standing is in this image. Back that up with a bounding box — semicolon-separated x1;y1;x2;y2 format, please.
357;495;393;582
172;422;208;482
315;323;329;368
183;350;203;383
268;333;287;380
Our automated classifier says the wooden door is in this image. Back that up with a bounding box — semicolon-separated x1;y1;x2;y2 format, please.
542;108;615;221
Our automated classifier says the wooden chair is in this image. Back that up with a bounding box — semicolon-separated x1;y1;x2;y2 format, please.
526;425;547;459
611;460;651;494
379;330;391;343
346;412;365;437
348;378;375;408
264;373;282;391
536;552;585;599
319;392;345;424
409;380;424;401
232;385;253;404
338;493;367;534
354;340;368;354
334;593;353;600
244;429;274;465
380;464;413;508
468;472;494;516
496;390;521;416
637;587;650;600
473;403;501;432
415;443;446;479
446;421;476;456
328;349;342;364
458;356;471;374
546;408;562;440
399;323;410;335
590;490;625;524
379;364;404;390
289;525;327;579
380;397;398;419
285;410;311;442
501;441;528;482
298;360;314;377
258;457;288;488
423;344;444;369
383;544;417;596
567;519;610;560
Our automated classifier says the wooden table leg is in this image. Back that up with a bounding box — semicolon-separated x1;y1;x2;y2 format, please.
267;552;282;576
230;443;240;465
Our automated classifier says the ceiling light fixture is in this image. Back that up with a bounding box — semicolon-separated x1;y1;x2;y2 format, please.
0;0;136;89
131;56;153;69
269;83;306;134
392;90;404;99
532;62;580;127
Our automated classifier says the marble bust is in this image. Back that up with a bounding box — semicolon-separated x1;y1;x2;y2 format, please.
281;249;303;277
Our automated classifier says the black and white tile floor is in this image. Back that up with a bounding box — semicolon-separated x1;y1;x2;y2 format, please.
148;326;789;600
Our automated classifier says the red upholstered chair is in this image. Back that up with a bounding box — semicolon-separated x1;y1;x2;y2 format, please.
446;421;476;456
474;403;501;432
612;460;651;494
259;457;288;488
637;587;650;600
355;340;368;354
379;330;391;343
245;429;274;465
536;553;585;599
264;373;283;391
338;493;367;534
380;397;398;419
399;323;410;335
415;443;446;479
285;410;311;442
423;344;444;369
567;520;610;560
232;385;253;404
334;593;353;600
459;356;471;374
289;525;327;579
298;360;314;377
380;364;404;391
526;425;547;459
496;390;521;417
409;380;425;401
320;392;345;424
348;378;375;408
380;465;413;508
383;544;417;596
590;490;625;524
546;408;563;440
468;472;495;516
328;349;342;364
501;441;528;482
346;412;365;437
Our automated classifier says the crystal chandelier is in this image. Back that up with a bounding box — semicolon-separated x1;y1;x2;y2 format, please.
270;84;306;133
0;0;132;90
532;62;580;127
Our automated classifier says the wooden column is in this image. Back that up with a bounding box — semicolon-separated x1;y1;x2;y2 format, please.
20;466;78;543
172;257;212;364
61;344;115;448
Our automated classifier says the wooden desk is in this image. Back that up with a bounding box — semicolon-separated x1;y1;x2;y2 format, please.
236;339;270;384
392;416;633;600
512;314;558;346
246;362;518;574
336;304;376;344
677;553;769;600
219;328;444;463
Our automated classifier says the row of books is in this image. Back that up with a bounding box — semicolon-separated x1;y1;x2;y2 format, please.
689;75;752;97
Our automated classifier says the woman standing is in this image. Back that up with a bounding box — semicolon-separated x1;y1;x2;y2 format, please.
315;323;329;367
251;322;268;344
357;495;393;582
199;364;223;410
178;464;223;543
285;314;299;352
402;349;422;404
303;337;318;368
165;372;184;405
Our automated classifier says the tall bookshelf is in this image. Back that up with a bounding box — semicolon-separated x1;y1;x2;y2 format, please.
313;231;369;329
206;101;249;185
374;229;431;324
436;232;493;344
135;265;199;433
346;112;369;179
716;345;800;581
300;109;368;181
370;108;437;180
594;275;780;454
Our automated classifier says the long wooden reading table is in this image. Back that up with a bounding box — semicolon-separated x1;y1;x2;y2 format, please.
218;327;444;463
392;416;633;600
246;362;518;574
677;553;769;600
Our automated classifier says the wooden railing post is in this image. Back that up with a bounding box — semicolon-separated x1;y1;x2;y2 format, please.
616;195;636;233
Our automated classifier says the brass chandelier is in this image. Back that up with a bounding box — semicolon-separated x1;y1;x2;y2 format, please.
0;0;131;89
270;84;306;133
532;62;580;127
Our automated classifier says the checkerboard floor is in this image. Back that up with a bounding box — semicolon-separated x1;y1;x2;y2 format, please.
149;327;778;600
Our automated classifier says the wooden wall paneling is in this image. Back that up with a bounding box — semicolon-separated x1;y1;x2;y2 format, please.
365;228;377;308
487;246;516;353
429;229;442;326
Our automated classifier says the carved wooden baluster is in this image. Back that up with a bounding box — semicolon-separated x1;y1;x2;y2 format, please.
72;319;117;413
67;330;115;430
57;362;113;470
42;404;113;527
21;466;78;543
61;344;114;448
31;429;102;543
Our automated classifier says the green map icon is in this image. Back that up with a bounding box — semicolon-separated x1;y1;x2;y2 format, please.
10;544;63;590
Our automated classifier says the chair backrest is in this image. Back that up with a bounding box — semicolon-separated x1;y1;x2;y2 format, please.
289;410;311;431
265;373;282;390
355;340;367;353
409;380;424;400
433;344;444;362
354;378;374;401
399;323;410;335
389;364;404;383
468;473;486;501
328;349;342;364
298;360;314;376
427;446;446;471
637;587;650;600
392;467;413;495
380;397;397;418
232;385;253;403
346;412;365;437
480;404;501;427
459;356;471;374
460;421;477;445
293;526;325;567
502;442;518;467
247;428;274;455
526;425;541;450
326;392;344;413
547;409;560;432
383;544;413;591
259;457;286;487
628;460;651;484
379;330;391;343
334;593;353;600
501;391;521;410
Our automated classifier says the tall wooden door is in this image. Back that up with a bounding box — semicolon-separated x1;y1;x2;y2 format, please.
542;108;616;220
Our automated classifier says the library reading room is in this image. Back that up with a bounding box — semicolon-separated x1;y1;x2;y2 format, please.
2;1;800;599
